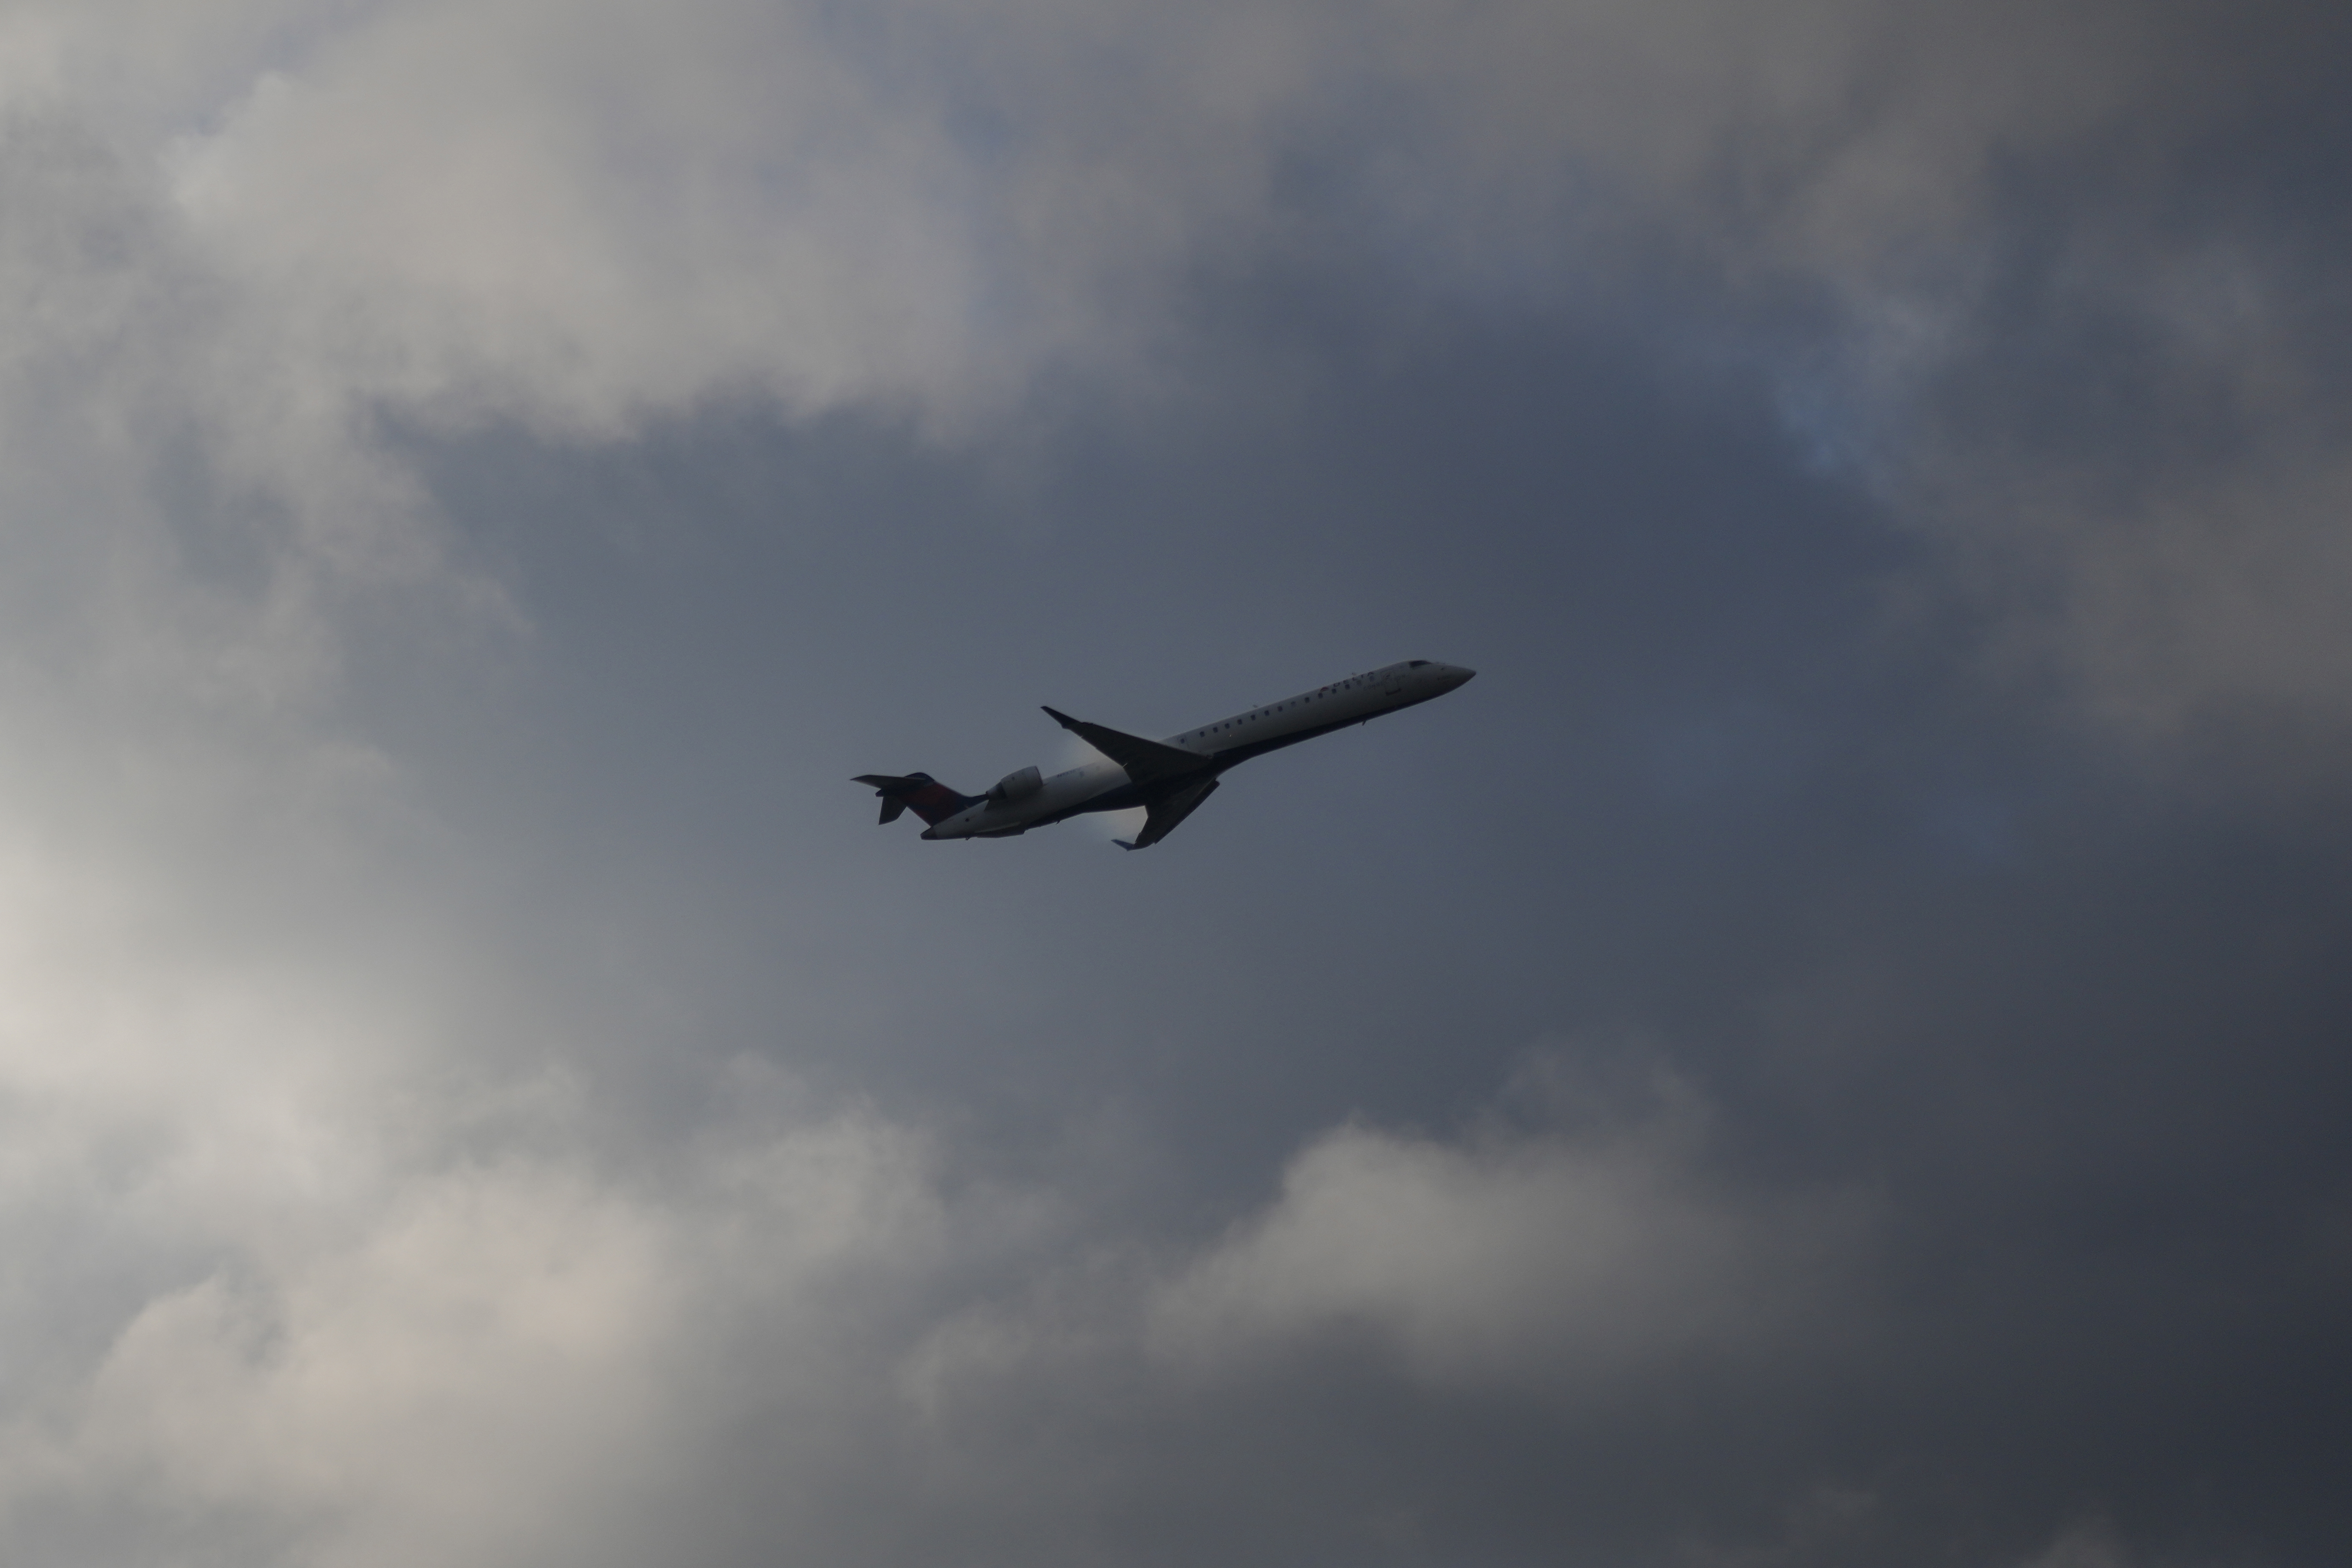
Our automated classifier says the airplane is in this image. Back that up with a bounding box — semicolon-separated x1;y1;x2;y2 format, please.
854;660;1475;850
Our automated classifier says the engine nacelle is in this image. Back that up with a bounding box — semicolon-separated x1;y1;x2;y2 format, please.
988;765;1044;804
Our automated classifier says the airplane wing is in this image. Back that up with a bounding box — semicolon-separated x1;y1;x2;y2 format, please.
1116;778;1221;850
1041;707;1209;784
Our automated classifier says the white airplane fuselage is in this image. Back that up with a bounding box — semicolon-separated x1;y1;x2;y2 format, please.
908;659;1474;846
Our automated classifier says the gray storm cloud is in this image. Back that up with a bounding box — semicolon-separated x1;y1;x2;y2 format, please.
0;1;2342;1563
4;0;2331;746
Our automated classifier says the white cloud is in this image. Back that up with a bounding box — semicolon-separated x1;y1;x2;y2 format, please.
2016;1516;2134;1568
1150;1084;1868;1388
0;0;2240;451
0;919;948;1568
1900;265;2352;759
0;487;942;1564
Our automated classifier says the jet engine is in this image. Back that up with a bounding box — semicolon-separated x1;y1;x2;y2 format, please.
988;765;1044;803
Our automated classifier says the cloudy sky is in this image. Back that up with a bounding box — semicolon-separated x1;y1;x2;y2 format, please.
0;1;2347;1563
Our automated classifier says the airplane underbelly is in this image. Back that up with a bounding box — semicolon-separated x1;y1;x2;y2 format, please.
1023;763;1129;822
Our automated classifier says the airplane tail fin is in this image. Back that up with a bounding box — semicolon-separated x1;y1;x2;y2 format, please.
853;773;980;827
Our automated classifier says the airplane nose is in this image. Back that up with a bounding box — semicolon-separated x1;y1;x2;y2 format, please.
1445;664;1477;689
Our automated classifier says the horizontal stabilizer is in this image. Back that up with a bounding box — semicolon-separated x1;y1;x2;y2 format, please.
1040;708;1207;784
